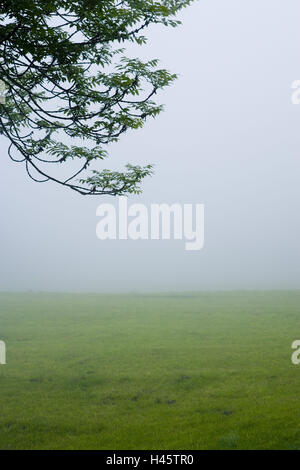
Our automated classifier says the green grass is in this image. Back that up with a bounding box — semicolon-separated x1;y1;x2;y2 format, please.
0;291;300;450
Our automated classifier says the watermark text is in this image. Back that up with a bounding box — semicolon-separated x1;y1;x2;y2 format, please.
96;197;205;251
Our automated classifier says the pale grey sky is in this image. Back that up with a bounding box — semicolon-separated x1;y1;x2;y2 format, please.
1;0;300;292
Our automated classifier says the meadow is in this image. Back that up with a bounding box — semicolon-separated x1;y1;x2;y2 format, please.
0;290;300;450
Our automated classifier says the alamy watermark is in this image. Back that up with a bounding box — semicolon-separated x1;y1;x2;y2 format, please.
291;340;300;365
291;80;300;104
0;341;6;365
0;79;7;104
96;197;205;251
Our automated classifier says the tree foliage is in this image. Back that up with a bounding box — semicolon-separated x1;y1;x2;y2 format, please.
0;0;193;195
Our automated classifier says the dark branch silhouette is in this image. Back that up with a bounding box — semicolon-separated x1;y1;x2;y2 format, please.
0;0;193;195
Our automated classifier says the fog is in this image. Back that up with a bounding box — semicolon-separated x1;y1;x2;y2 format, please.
1;0;300;292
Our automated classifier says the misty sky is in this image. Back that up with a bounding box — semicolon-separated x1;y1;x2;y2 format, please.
1;0;300;292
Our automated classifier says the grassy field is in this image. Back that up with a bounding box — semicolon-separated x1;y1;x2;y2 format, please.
0;290;300;450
